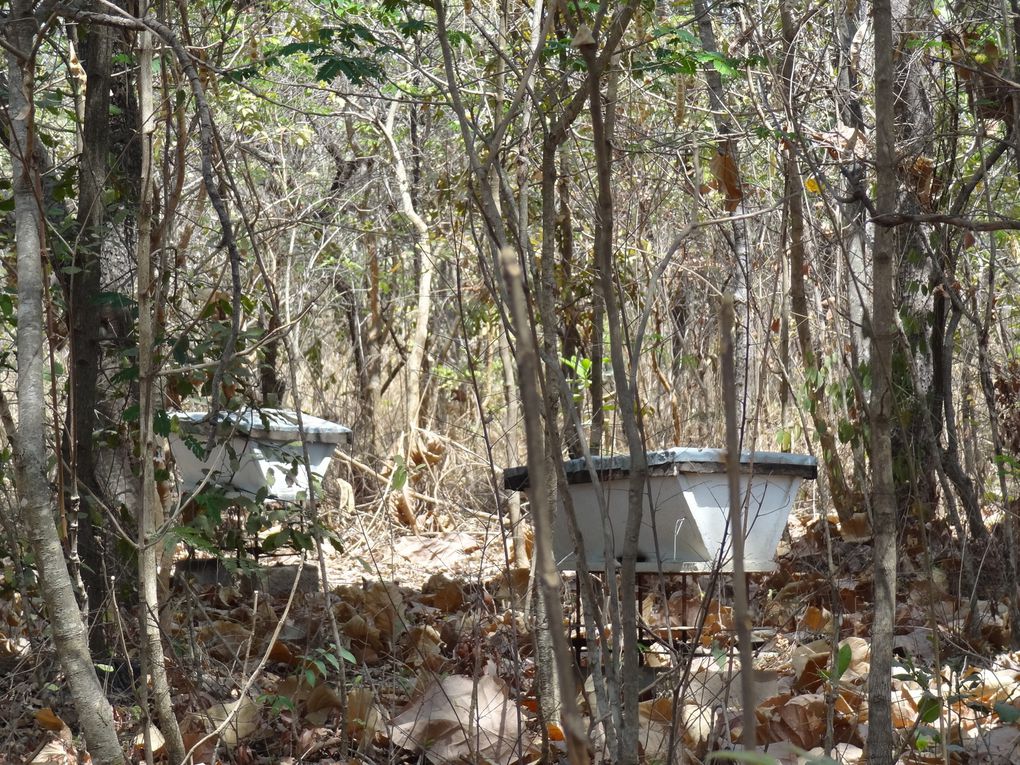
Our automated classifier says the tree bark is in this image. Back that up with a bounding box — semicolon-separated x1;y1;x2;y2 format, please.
779;0;857;524
5;6;124;762
694;0;752;417
868;0;899;760
382;102;435;444
579;38;645;765
134;15;186;762
500;249;589;765
68;7;115;659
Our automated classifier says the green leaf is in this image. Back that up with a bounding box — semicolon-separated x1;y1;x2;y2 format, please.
994;701;1020;723
391;456;407;491
153;409;171;437
775;427;792;452
834;642;852;681
917;694;942;724
446;30;474;47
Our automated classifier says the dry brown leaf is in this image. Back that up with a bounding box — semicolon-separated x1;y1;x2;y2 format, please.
800;605;832;633
347;687;385;747
306;683;344;715
490;567;530;604
643;641;672;668
267;639;296;665
35;708;67;732
28;739;77;765
363;580;406;642
968;667;1020;704
181;729;217;764
639;697;675;724
343;614;383;650
388;674;526;765
709;146;742;212
203;695;260;748
840;512;872;541
681;704;714;752
791;640;830;691
198;619;255;662
131;725;166;757
836;686;866;721
964;724;1020;762
776;692;826;749
891;686;918;729
403;624;445;670
274;675;314;707
423;573;465;612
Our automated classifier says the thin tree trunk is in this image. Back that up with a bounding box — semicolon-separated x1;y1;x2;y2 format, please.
835;0;871;367
382;102;435;443
5;7;124;762
579;38;645;765
135;16;186;763
721;294;755;751
868;0;899;759
69;14;115;657
500;250;589;765
694;0;752;417
779;0;856;523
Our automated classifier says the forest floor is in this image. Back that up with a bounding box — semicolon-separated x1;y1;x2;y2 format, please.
4;502;1020;764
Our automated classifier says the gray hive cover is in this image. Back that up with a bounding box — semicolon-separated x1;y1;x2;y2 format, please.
176;409;353;445
504;447;817;491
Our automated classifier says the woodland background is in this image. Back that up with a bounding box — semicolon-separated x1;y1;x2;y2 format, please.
2;0;1020;763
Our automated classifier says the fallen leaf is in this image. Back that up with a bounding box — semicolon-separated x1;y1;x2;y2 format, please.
28;739;76;765
799;605;832;633
267;640;296;665
389;674;526;765
347;686;384;747
204;695;260;748
423;573;465;612
35;708;66;732
306;683;344;716
132;725;166;757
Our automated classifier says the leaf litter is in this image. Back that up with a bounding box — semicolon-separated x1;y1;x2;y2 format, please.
6;509;1020;763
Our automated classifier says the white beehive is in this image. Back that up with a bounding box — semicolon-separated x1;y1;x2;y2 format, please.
169;409;352;502
505;447;817;572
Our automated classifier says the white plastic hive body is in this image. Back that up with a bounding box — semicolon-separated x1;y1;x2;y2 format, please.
506;447;816;573
169;409;352;502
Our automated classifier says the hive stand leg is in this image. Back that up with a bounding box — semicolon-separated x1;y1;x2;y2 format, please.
573;573;583;668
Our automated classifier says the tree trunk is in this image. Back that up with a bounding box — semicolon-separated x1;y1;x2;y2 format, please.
5;7;124;762
382;102;435;445
501;249;589;765
779;0;856;524
579;38;646;765
134;16;186;762
694;0;752;418
868;0;899;760
68;11;115;658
